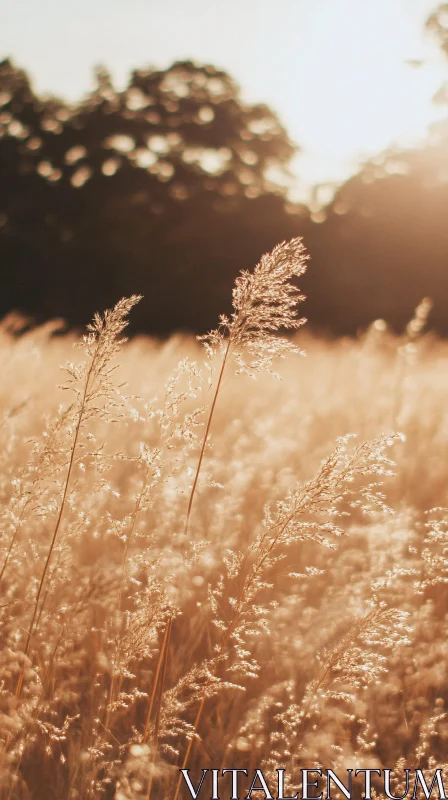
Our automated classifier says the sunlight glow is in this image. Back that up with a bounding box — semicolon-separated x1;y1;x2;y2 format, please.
1;0;446;196
279;0;447;195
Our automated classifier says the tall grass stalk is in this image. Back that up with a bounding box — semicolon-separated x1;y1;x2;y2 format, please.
162;239;308;799
184;237;308;537
15;296;141;698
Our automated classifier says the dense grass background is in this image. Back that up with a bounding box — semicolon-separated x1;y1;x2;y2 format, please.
1;297;448;799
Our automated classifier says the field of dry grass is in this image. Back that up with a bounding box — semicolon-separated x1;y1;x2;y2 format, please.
1;241;448;800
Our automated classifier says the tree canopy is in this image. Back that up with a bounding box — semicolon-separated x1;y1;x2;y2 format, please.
0;58;307;334
1;39;448;337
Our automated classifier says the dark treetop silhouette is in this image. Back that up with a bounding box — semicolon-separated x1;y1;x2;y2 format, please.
0;58;308;335
1;31;448;336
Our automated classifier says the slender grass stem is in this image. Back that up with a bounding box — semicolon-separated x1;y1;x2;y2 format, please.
184;339;231;538
152;340;232;792
15;356;97;699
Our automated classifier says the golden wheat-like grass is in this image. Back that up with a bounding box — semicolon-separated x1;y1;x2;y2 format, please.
0;241;447;799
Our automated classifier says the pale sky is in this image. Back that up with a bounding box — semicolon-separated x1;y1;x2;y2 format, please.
1;0;446;199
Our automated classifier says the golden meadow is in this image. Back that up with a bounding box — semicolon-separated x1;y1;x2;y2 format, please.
1;240;448;799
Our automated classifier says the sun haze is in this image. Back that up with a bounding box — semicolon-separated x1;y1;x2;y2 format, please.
1;0;446;194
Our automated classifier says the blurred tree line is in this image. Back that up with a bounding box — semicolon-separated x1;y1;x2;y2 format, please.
1;4;447;336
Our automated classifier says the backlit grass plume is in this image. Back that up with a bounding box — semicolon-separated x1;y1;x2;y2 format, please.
185;238;308;536
15;295;141;698
201;237;308;375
